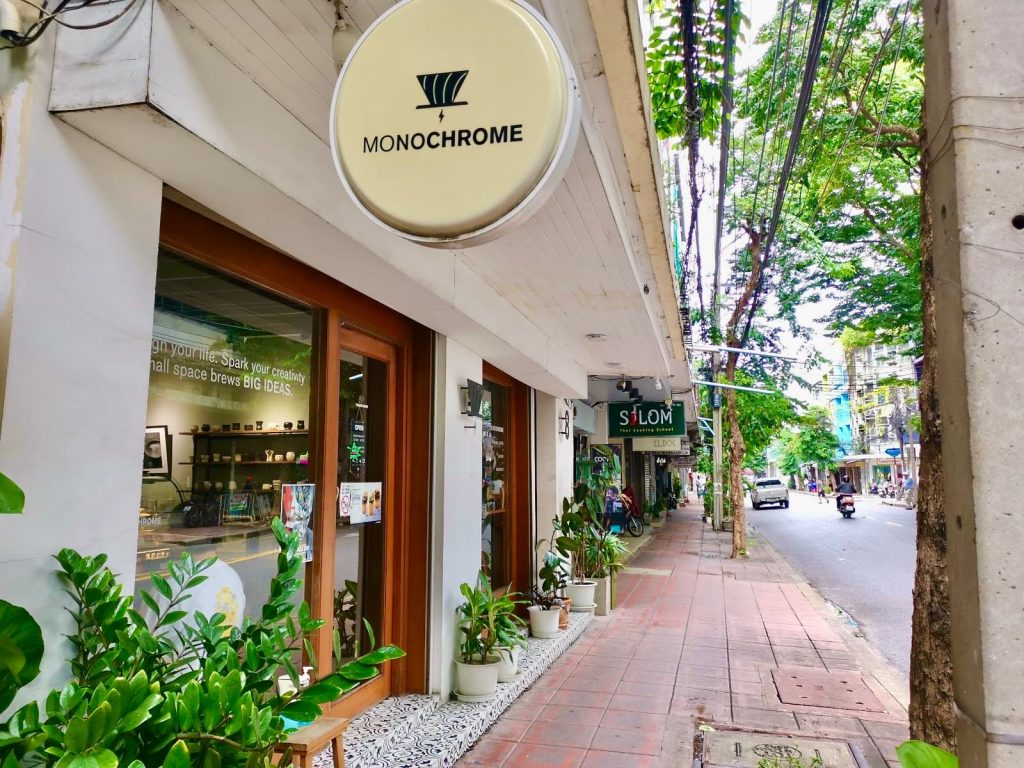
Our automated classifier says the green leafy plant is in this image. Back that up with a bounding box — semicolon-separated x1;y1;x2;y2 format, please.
455;573;526;666
529;552;566;610
0;517;404;767
333;579;359;658
584;530;628;580
0;472;24;515
896;741;957;768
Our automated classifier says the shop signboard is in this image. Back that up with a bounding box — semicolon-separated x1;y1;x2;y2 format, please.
608;402;686;438
632;437;685;453
885;447;902;457
339;482;383;525
330;0;581;248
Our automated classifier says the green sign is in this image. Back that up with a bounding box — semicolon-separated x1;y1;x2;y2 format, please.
608;402;686;438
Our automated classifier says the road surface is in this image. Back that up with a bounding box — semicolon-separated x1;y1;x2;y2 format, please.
748;490;916;677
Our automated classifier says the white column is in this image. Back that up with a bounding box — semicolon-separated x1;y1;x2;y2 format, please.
0;35;163;707
534;393;574;578
428;338;483;700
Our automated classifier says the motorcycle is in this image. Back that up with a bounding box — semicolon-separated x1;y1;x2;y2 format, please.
838;494;856;519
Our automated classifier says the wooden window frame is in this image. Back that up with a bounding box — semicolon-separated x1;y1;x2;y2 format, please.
481;362;531;596
159;201;431;716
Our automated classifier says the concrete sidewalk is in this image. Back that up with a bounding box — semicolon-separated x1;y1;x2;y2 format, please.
457;511;909;768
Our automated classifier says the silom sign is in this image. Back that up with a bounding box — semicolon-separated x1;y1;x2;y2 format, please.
608;402;687;438
330;0;581;248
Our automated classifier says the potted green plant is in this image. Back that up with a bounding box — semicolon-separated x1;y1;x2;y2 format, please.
527;552;565;638
585;528;628;616
454;573;526;701
0;513;404;768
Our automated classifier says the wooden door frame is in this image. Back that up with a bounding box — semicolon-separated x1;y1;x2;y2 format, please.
159;200;431;714
482;362;531;596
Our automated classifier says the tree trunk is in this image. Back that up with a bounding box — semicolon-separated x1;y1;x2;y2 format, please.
724;354;746;558
721;228;764;559
908;104;957;752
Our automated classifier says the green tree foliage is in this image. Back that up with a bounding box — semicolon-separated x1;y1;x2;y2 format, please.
795;406;841;471
732;0;923;351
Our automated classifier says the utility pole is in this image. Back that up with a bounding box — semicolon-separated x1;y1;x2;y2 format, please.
712;351;724;530
695;346;797;532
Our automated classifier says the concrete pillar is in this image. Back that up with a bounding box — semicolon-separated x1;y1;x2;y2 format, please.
925;1;1024;764
534;393;574;579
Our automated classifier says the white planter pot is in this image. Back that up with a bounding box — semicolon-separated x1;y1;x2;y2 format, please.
528;605;561;638
564;580;597;611
454;657;500;699
593;576;611;616
495;646;521;682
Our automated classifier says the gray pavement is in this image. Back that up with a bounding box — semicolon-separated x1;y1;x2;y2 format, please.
747;491;916;677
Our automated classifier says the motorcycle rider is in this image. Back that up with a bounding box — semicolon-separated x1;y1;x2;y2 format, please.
836;475;857;510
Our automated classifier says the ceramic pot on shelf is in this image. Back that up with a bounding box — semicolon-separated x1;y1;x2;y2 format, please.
454;656;501;701
528;605;561;639
564;581;597;612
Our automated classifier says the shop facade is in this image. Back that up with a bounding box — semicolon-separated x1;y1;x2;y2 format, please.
0;0;689;718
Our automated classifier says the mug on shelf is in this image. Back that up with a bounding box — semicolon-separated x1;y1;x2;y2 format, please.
221;424;231;432
297;420;305;430
201;424;211;432
256;421;264;430
232;422;241;431
234;453;242;462
285;451;296;462
212;453;221;462
214;482;224;491
244;424;254;431
274;454;284;462
283;422;294;430
261;483;273;491
200;455;210;463
228;481;238;490
202;481;212;491
190;425;199;433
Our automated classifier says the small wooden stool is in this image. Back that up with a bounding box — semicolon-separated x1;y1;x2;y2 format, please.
273;717;349;768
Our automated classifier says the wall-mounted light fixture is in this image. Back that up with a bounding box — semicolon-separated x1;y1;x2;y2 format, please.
559;410;571;439
332;1;361;71
460;379;484;418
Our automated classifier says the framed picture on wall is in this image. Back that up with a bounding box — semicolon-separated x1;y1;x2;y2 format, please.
143;425;171;476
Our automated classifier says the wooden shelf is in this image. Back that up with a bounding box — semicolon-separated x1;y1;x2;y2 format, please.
180;430;309;437
182;461;306;466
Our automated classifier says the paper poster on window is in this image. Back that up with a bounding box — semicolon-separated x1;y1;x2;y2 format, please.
281;483;315;562
338;482;382;525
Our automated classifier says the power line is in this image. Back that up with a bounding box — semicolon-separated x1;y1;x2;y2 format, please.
740;0;836;349
711;0;737;328
747;0;792;222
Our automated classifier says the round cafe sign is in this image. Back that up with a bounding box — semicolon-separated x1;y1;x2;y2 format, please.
330;0;581;248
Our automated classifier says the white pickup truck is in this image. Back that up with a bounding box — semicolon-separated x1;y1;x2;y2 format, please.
751;478;790;509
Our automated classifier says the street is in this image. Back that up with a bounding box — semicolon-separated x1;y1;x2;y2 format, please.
748;490;916;677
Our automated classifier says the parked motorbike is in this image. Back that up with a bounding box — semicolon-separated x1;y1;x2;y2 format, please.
838;494;856;519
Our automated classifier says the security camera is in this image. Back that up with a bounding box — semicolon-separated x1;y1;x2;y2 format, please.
616;378;631;393
0;0;26;45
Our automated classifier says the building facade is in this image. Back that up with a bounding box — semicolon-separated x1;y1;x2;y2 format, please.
0;0;694;720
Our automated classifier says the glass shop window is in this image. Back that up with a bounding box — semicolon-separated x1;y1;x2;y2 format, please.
481;379;509;587
136;249;313;626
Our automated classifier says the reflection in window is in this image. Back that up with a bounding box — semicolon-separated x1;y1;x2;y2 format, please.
137;250;313;626
334;350;387;668
481;380;509;587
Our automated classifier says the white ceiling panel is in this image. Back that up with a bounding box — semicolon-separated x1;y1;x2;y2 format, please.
161;0;680;380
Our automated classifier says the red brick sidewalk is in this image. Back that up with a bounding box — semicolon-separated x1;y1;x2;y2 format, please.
457;511;909;768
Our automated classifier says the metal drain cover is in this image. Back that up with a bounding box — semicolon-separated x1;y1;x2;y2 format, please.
772;667;884;712
703;730;860;767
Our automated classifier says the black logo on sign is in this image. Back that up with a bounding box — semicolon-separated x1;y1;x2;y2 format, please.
417;71;468;121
